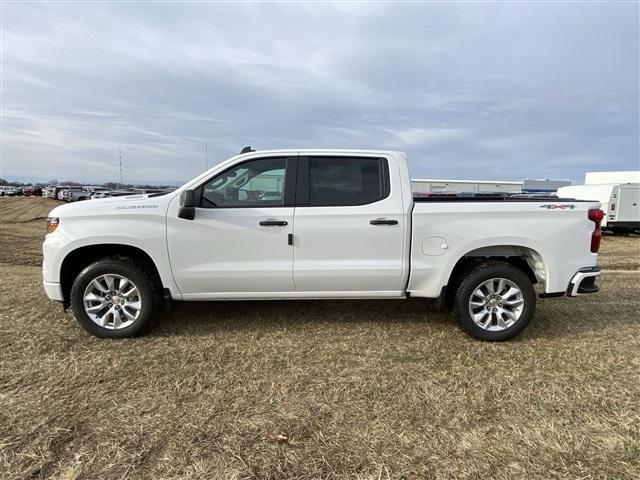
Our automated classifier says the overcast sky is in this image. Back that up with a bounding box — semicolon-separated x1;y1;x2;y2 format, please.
1;1;638;185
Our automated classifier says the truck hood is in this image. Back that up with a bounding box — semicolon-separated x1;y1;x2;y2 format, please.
48;193;174;218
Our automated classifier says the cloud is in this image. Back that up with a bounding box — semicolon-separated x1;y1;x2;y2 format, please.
1;2;638;184
388;128;472;147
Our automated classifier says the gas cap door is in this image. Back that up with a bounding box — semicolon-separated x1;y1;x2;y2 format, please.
422;236;448;256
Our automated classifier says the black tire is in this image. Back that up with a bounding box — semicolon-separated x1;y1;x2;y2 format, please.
453;261;536;341
70;258;158;338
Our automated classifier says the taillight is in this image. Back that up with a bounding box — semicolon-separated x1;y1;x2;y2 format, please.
588;209;604;253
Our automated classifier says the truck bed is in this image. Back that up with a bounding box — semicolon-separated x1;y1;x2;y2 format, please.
408;195;600;298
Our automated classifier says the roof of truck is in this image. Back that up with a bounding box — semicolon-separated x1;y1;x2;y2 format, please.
241;148;405;156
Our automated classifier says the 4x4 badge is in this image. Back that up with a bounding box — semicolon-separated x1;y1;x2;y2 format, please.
540;204;576;209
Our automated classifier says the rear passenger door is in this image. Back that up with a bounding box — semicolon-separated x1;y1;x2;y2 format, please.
292;156;406;294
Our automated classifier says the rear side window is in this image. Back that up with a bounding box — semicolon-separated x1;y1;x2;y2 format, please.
306;157;389;206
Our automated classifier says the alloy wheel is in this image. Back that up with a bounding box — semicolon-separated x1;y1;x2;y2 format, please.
467;277;525;331
82;274;142;330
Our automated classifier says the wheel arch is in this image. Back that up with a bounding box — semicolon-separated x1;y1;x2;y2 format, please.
443;244;547;308
60;244;164;305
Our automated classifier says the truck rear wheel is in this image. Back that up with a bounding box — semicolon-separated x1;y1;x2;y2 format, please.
454;262;536;341
70;259;158;338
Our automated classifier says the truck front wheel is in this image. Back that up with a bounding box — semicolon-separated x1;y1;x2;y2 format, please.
70;259;158;338
454;262;536;341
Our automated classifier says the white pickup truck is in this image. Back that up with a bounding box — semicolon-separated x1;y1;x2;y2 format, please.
43;149;603;341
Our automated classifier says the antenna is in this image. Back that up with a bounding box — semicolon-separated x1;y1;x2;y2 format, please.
205;140;208;170
119;147;123;187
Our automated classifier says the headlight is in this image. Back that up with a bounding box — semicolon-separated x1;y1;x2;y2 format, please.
46;217;59;234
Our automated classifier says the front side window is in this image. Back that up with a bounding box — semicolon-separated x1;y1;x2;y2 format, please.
199;157;286;208
307;157;388;206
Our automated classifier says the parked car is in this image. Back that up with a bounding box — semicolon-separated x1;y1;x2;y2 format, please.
84;186;111;197
56;187;81;201
91;190;133;199
44;186;71;200
61;187;90;202
0;186;17;196
126;188;175;196
91;191;112;199
43;148;603;341
42;186;57;198
21;186;43;197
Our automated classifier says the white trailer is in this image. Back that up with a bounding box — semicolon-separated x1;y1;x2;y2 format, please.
557;183;640;233
585;171;640;185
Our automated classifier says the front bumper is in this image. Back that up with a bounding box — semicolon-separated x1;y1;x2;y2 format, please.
43;281;64;301
567;267;601;297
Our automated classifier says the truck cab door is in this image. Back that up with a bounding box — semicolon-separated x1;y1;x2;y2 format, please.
292;155;407;295
166;156;297;297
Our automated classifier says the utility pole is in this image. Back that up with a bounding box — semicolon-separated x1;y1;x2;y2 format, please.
119;147;123;187
205;140;208;170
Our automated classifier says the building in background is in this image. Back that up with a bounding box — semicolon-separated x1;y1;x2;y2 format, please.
411;179;523;194
411;178;572;194
521;178;572;193
584;171;640;185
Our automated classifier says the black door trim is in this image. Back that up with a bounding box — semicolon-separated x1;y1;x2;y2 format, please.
283;156;298;207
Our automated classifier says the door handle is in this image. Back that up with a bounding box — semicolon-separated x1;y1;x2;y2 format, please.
259;219;288;226
370;218;398;225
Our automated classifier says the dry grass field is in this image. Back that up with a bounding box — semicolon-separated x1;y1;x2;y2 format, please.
1;197;639;479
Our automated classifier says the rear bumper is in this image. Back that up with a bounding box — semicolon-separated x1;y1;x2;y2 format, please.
606;221;640;230
567;267;601;297
43;281;64;301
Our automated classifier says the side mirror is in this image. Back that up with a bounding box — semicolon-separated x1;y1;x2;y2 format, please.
178;190;196;220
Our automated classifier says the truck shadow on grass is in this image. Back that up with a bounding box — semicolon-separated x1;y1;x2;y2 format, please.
149;298;455;336
145;290;638;341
